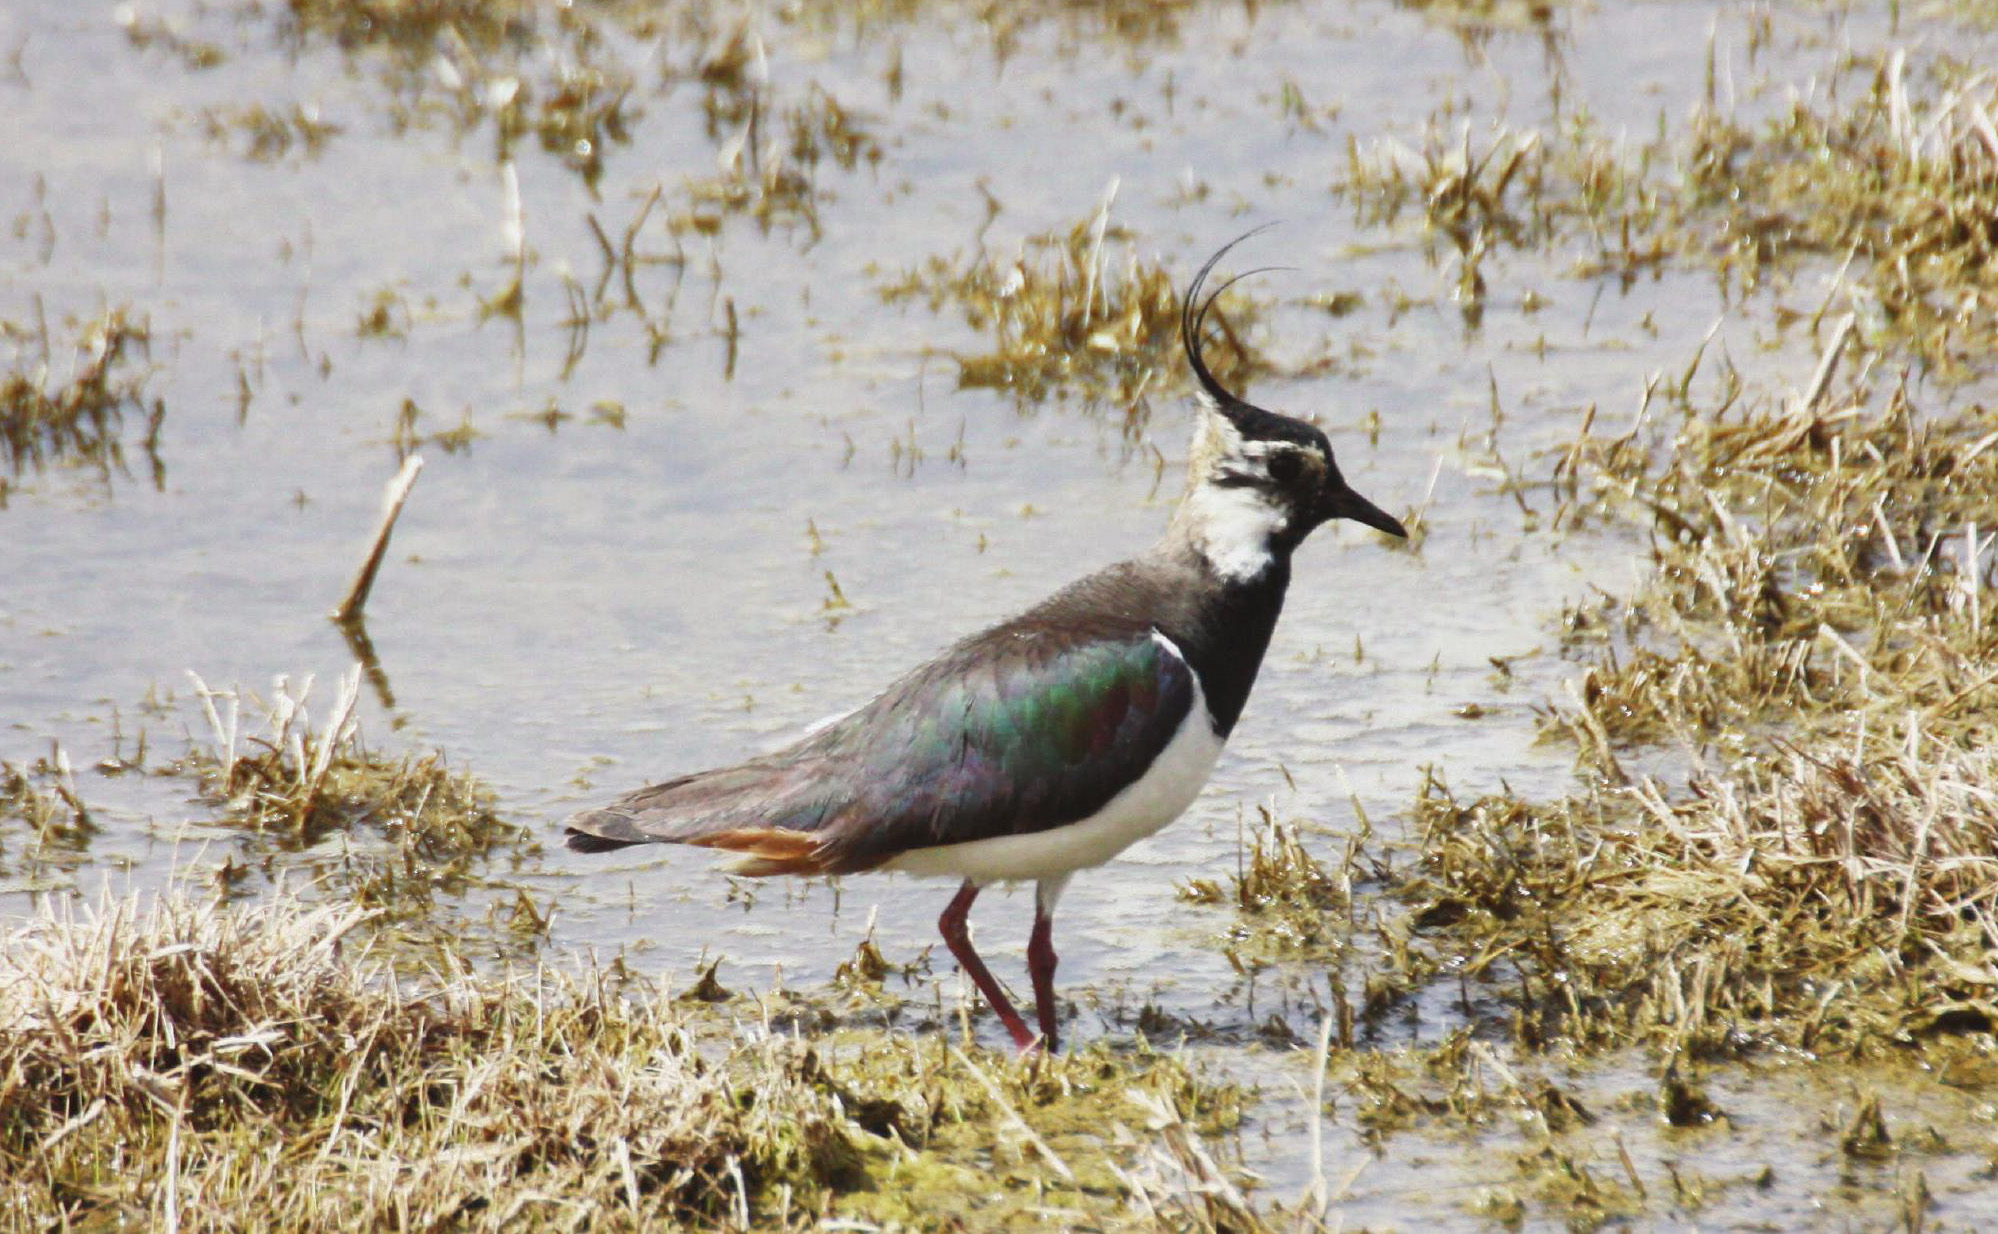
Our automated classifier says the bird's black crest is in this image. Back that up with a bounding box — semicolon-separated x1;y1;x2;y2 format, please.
1182;229;1324;450
1180;227;1282;419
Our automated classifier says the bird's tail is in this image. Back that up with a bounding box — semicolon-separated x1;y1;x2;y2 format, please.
561;762;845;875
565;829;645;854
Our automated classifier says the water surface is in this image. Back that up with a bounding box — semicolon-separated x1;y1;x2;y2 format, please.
4;0;1994;1225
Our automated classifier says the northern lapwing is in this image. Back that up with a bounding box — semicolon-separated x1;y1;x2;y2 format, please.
565;236;1407;1053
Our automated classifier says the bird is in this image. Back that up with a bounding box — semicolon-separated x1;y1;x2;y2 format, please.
564;234;1407;1054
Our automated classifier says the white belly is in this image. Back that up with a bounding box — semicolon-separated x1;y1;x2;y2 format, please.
883;666;1224;885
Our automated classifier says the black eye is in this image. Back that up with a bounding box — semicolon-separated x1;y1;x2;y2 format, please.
1267;451;1302;484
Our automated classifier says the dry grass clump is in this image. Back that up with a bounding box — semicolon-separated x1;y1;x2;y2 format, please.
1551;368;1998;761
675;80;879;238
1398;324;1998;1058
171;667;536;941
1339;113;1675;317
1;758;88;837
1341;124;1547;323
882;206;1259;417
0;307;162;505
117;5;228;69
278;0;536;52
0;883;1257;1231
0;888;870;1229
1341;42;1995;359
272;0;632;187
1679;49;1998;373
197;103;342;162
784;0;1270;49
264;1;879;202
1180;810;1362;962
522;63;637;189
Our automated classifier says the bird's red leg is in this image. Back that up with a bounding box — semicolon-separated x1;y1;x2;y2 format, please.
1025;874;1071;1054
939;880;1036;1052
1027;902;1060;1054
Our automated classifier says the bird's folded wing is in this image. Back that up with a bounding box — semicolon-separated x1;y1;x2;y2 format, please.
563;620;1199;872
804;623;1199;870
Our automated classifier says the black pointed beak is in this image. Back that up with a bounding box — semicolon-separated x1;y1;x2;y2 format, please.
1325;480;1407;538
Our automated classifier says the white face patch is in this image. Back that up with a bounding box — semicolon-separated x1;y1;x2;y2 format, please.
1179;479;1286;582
1172;410;1318;582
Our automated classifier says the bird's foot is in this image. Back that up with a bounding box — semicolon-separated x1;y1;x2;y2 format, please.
1014;1031;1054;1058
998;1017;1040;1054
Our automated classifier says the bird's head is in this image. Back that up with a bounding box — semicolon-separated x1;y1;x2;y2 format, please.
1172;235;1406;582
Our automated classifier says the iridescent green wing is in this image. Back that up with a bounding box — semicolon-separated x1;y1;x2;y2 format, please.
807;622;1198;869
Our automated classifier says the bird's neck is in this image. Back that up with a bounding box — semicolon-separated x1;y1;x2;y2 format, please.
1145;415;1297;734
1146;531;1292;738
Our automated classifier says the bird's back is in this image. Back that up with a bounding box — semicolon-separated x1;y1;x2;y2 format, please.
562;549;1258;874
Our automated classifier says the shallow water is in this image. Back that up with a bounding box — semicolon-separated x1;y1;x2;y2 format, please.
5;0;1996;1226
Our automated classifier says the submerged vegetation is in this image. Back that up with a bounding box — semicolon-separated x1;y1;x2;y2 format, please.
1339;44;1998;367
881;203;1262;420
0;307;161;505
0;754;94;892
1180;27;1998;1227
1678;48;1998;376
1181;810;1364;974
12;0;1998;1228
1350;31;1998;1068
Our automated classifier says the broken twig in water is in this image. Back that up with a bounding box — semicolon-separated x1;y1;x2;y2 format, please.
333;454;423;622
